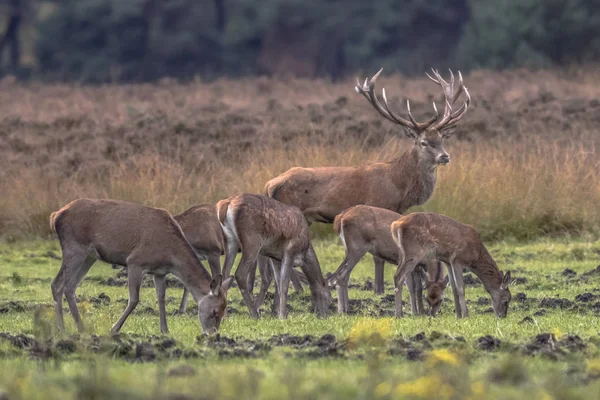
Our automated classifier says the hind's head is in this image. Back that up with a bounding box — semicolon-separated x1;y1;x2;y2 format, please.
198;275;234;334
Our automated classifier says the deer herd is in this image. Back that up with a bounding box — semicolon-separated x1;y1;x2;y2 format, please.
50;68;514;335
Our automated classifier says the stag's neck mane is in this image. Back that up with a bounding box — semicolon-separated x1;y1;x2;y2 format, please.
387;145;437;212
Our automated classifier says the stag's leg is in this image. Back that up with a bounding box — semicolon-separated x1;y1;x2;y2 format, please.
178;288;190;314
111;266;145;333
154;275;169;334
446;263;462;318
63;255;96;332
373;256;385;295
393;255;424;318
451;264;468;318
300;246;330;318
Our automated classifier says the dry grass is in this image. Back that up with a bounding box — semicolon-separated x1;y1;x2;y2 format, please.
1;66;599;240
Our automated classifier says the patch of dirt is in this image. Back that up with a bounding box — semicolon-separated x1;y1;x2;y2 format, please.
575;293;599;303
0;301;27;313
168;364;196;377
533;309;547;316
475;335;501;351
463;274;481;286
583;265;600;277
519;316;535;325
562;268;577;277
0;332;37;348
513;277;528;285
539;297;574;309
520;333;585;360
515;293;528;303
89;293;111;307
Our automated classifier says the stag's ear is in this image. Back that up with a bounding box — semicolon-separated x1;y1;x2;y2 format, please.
501;271;513;289
403;126;418;140
441;127;456;139
210;275;224;296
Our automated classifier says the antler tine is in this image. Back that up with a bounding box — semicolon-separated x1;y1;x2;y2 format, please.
429;69;471;132
356;68;441;133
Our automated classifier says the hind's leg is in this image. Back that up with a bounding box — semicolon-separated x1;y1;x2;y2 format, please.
178;288;190;314
373;256;385;295
154;275;169;334
111;266;145;333
254;256;272;309
62;254;96;332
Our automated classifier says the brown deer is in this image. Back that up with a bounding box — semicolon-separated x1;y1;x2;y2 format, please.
264;68;470;295
49;198;234;335
217;193;331;319
327;205;448;316
391;212;513;318
169;204;305;314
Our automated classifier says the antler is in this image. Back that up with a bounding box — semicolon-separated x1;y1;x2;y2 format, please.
355;68;439;134
425;69;471;133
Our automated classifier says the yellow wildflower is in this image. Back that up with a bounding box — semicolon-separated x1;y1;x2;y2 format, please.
586;359;600;377
471;381;485;396
552;328;562;340
426;348;460;368
539;390;553;400
375;382;392;397
347;318;392;348
395;374;454;400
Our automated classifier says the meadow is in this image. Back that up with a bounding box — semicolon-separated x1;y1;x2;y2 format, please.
0;67;599;399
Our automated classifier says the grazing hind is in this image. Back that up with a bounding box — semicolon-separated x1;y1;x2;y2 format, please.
50;198;233;334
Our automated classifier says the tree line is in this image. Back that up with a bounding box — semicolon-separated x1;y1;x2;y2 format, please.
1;0;599;82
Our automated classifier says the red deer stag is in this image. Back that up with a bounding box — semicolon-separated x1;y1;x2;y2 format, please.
327;205;448;316
50;198;233;335
264;68;470;295
391;212;513;318
217;193;331;319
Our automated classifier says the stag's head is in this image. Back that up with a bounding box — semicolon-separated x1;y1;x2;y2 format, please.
198;275;234;334
355;68;471;169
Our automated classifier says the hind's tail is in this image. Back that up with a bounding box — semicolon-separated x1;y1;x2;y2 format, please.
49;209;66;233
216;199;231;226
391;221;406;267
332;211;346;235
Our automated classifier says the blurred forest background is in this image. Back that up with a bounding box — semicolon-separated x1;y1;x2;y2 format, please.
1;0;599;83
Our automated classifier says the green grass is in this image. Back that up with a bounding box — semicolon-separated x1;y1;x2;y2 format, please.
0;237;600;399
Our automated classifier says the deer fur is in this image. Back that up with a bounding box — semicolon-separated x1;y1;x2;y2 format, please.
49;198;233;335
217;193;331;319
391;212;513;318
172;204;305;314
327;205;448;316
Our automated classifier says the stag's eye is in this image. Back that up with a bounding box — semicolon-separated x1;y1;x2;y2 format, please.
420;141;428;147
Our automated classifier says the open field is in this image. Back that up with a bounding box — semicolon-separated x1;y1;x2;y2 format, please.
1;67;600;240
1;67;600;399
0;238;600;399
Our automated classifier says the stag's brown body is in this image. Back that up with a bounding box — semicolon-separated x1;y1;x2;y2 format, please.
50;198;233;335
328;205;448;315
265;68;470;294
217;193;331;319
391;212;513;318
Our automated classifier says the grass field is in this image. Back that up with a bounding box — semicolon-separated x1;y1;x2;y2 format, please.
0;237;599;399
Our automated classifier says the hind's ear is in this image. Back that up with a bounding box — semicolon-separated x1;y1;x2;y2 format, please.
221;276;234;294
442;275;450;287
501;271;513;289
210;275;223;296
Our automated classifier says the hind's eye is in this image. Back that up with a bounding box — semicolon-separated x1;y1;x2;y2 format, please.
421;141;428;147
